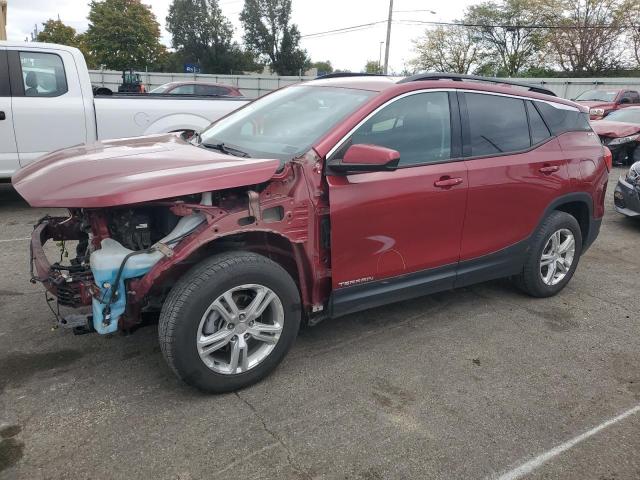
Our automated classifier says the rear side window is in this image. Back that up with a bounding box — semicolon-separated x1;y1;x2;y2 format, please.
195;85;229;96
19;51;68;97
526;101;551;145
465;93;530;156
535;102;591;135
348;91;452;166
170;84;195;95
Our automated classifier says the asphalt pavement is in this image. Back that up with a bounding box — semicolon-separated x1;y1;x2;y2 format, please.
0;168;638;479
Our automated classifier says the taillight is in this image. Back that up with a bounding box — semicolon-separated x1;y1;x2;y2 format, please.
603;146;612;172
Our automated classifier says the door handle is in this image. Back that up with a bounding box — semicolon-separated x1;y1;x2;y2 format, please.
539;165;559;174
0;111;5;121
434;176;464;188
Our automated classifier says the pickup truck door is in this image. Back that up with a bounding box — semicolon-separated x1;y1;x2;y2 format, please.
0;49;18;178
8;48;87;167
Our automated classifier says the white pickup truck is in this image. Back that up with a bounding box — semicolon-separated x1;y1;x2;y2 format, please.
0;41;250;178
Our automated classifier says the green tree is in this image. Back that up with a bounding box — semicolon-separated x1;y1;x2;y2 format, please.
364;60;382;73
166;0;259;73
411;25;480;74
465;0;548;76
36;19;95;67
240;0;310;75
85;0;164;70
37;19;77;45
311;60;333;74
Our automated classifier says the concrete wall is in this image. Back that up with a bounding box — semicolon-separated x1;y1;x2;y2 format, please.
499;77;640;99
88;70;313;98
88;70;640;100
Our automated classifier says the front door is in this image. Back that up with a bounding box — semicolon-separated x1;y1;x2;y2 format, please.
8;48;87;167
0;49;18;178
326;91;468;316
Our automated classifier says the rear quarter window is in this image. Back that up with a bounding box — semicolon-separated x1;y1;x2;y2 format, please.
535;102;591;135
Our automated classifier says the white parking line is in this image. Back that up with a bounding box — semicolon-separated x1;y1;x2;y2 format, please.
492;404;640;480
0;237;30;243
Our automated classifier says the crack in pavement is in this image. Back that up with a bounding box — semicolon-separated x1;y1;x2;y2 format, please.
235;391;313;479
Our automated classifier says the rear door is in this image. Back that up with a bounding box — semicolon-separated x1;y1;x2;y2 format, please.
0;48;18;178
457;91;570;280
8;48;87;166
327;91;468;314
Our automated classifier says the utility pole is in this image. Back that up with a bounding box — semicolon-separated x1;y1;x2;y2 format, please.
383;0;393;74
378;41;384;74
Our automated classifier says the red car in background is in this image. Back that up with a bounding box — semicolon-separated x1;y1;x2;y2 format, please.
591;107;640;165
149;81;244;97
13;73;609;392
574;88;640;119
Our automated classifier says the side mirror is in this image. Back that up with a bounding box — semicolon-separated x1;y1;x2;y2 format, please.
620;97;631;104
328;144;400;174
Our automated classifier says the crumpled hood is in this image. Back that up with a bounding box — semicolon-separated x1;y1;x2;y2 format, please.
12;134;280;208
591;120;640;138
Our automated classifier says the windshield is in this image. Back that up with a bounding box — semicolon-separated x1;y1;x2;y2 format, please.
575;90;618;102
604;109;640;124
199;85;376;161
150;84;171;93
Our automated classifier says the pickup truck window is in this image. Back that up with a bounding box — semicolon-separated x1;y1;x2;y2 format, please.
18;51;68;97
0;50;9;97
200;85;375;162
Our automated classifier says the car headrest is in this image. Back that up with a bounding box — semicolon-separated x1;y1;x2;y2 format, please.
25;71;38;88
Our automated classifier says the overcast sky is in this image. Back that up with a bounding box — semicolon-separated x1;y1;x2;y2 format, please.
5;0;481;72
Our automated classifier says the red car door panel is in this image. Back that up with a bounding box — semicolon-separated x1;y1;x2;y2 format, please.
328;163;468;289
461;139;569;260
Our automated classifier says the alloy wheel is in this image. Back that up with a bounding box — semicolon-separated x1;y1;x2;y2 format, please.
539;228;576;286
196;284;284;374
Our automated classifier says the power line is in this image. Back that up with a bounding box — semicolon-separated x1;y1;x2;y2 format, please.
301;21;387;38
300;19;640;40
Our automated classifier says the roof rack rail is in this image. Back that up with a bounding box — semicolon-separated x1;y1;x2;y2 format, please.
398;72;557;97
315;72;388;80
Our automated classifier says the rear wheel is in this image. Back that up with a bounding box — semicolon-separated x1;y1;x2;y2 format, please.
159;252;301;392
516;211;582;297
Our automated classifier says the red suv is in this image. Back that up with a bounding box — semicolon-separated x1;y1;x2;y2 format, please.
13;73;610;392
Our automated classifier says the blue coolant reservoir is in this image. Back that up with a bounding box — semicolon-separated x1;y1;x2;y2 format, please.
90;213;205;334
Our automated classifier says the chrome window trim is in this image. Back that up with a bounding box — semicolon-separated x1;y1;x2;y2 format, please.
326;88;578;160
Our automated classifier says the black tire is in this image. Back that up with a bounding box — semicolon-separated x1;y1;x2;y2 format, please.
516;211;583;298
158;251;301;393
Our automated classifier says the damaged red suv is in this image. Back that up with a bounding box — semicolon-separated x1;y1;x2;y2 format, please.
13;73;610;392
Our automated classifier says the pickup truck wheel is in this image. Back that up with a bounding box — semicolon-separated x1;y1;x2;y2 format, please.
158;252;301;393
516;211;582;298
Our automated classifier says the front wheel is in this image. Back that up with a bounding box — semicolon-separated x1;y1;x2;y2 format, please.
516;211;583;298
159;252;301;393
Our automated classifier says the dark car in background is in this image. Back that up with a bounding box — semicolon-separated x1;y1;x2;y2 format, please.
574;88;640;120
149;81;243;97
614;161;640;217
591;107;640;165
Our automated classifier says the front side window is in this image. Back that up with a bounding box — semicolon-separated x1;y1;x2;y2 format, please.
465;93;530;156
19;51;67;97
344;91;452;166
200;85;375;162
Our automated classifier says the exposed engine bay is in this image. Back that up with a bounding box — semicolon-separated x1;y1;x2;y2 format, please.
34;202;207;335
